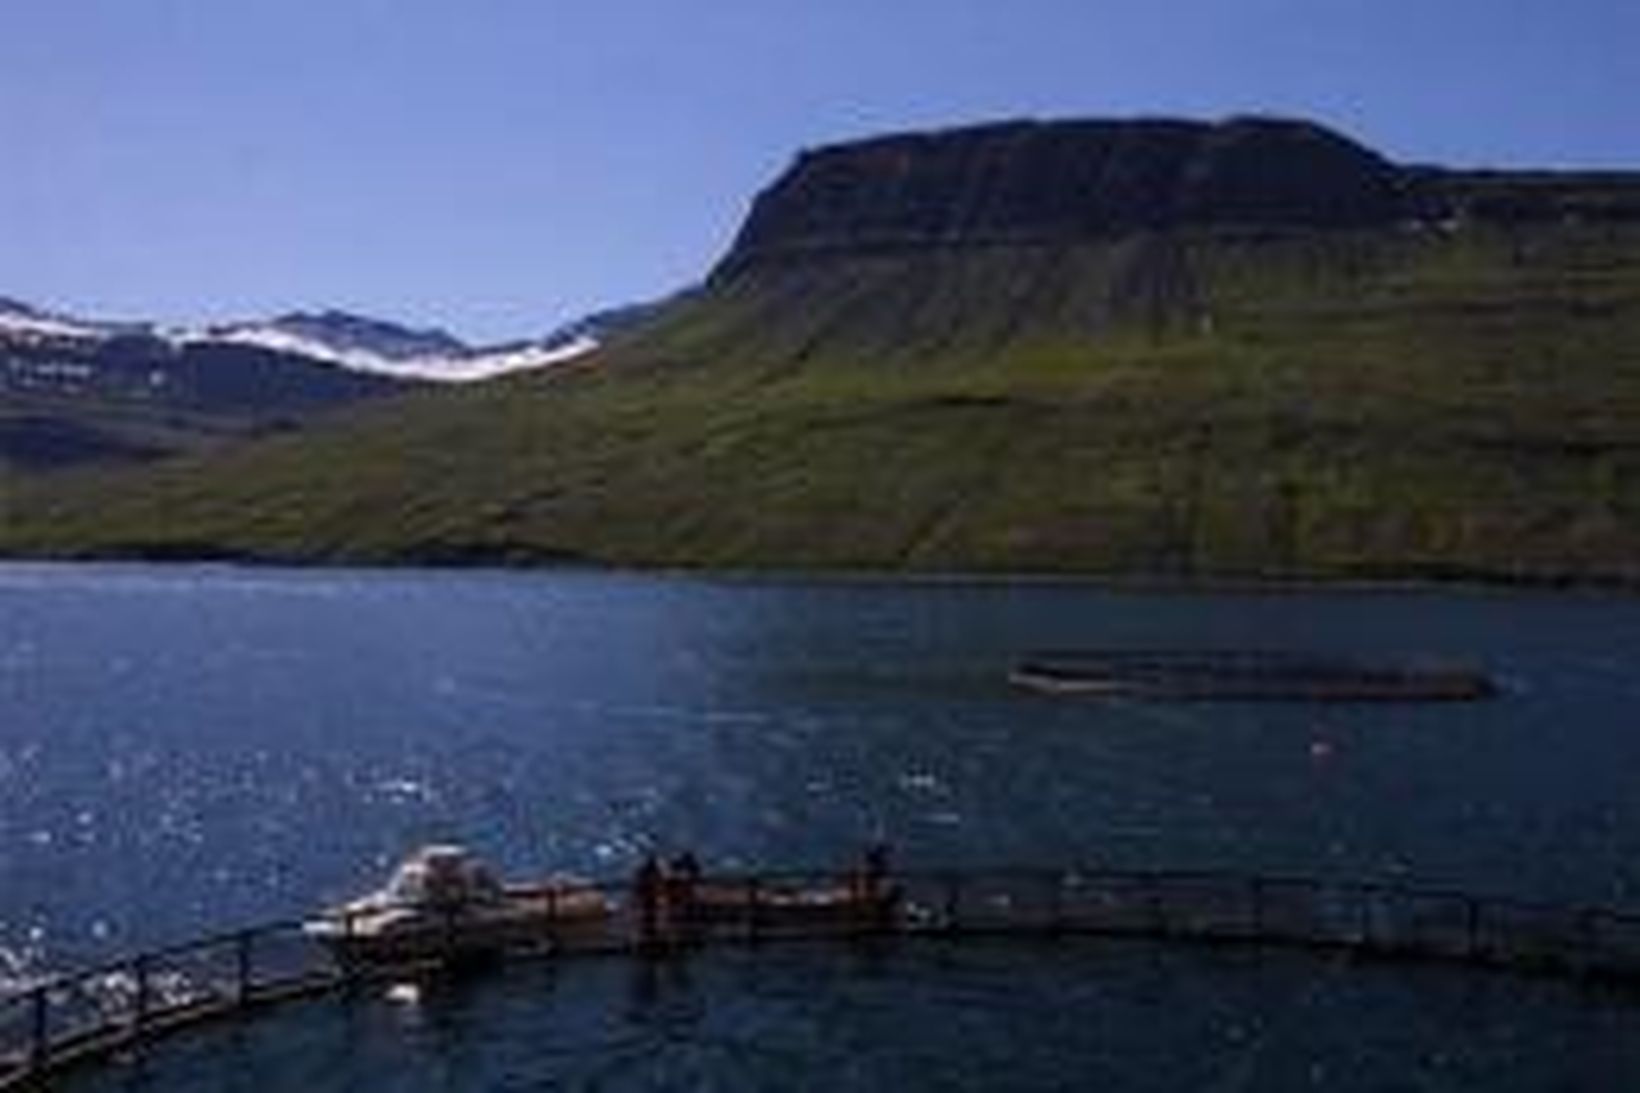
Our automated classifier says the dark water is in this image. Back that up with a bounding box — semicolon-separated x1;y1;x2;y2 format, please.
61;943;1640;1092
6;563;1640;1088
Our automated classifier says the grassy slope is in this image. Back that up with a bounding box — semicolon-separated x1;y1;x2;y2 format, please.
5;222;1640;580
0;390;280;472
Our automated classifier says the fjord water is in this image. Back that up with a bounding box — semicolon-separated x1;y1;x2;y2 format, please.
7;563;1640;1087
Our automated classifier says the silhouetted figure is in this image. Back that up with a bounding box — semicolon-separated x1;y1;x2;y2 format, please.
664;851;702;938
634;854;665;946
862;843;891;901
668;851;701;908
856;842;898;931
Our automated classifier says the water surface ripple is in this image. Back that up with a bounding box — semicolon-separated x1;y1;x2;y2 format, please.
4;564;1640;1087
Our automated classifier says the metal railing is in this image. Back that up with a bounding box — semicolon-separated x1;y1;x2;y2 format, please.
6;866;1640;1088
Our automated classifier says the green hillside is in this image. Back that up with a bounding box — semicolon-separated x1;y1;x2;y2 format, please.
6;218;1640;583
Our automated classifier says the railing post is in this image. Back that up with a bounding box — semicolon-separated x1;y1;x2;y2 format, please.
747;876;762;943
28;985;47;1074
1146;880;1165;936
132;955;150;1039
546;886;560;948
943;873;962;933
236;930;254;1007
849;869;863;939
340;909;361;986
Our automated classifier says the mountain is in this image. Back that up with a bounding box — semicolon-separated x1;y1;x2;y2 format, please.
719;117;1407;275
720;116;1640;266
536;299;675;352
194;310;466;367
0;305;413;471
6;115;1640;583
0;299;625;470
186;309;607;382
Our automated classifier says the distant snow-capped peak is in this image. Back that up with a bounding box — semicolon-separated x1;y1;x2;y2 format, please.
2;297;609;383
175;313;467;379
0;297;109;342
256;311;467;362
179;313;600;383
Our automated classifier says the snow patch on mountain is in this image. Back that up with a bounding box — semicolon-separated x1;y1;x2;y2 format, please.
3;297;614;383
0;299;106;344
259;311;468;362
174;323;599;382
425;335;600;381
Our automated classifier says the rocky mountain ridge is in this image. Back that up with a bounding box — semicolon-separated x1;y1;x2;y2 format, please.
0;300;602;383
0;298;639;470
717;116;1640;277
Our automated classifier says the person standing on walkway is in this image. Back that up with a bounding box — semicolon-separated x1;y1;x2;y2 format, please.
862;842;890;901
668;851;702;926
634;854;665;947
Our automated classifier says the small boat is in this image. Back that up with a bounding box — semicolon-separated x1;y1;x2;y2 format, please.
1010;649;1496;702
303;845;612;968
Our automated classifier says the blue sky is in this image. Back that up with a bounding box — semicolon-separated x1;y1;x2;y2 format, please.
2;0;1636;343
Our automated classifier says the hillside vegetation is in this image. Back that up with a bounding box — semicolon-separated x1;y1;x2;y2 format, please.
0;335;410;472
5;118;1640;582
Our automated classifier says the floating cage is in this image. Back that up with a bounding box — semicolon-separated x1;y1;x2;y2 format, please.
1010;649;1496;701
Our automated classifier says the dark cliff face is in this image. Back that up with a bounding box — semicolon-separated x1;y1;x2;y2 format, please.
717;116;1410;275
715;115;1640;278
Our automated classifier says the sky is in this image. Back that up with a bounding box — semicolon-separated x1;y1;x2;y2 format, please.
2;0;1637;344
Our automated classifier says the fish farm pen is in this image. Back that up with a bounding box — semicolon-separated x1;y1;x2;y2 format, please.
5;864;1640;1088
1009;649;1497;700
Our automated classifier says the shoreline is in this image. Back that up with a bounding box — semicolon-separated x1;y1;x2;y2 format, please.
2;548;1637;598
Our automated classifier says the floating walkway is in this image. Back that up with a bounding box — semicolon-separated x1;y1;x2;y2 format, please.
5;865;1640;1088
1010;650;1497;701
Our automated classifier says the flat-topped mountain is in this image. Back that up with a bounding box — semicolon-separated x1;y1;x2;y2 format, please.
6;115;1640;583
719;116;1640;276
720;117;1407;273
